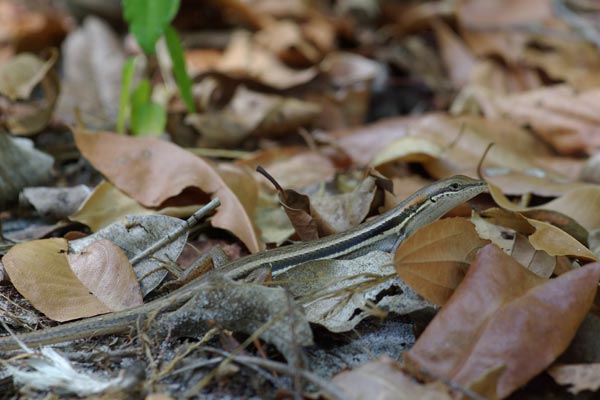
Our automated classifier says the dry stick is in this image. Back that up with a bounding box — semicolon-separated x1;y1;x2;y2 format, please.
129;198;221;265
477;143;494;181
232;355;348;400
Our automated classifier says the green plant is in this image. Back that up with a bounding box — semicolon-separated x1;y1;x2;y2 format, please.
118;0;195;136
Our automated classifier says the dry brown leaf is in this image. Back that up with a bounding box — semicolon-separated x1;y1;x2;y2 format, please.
331;356;452;400
520;31;600;90
371;136;443;167
456;0;555;62
510;233;555;278
320;52;383;88
185;48;222;77
548;363;600;394
216;30;317;89
278;188;319;241
405;244;600;399
479;85;600;155
526;219;597;262
489;181;600;232
478;207;535;235
67;239;143;311
471;212;515;254
329;115;417;166
70;181;151;231
432;19;476;88
186;86;320;148
70;180;202;232
361;114;578;197
73;130;262;253
394;218;488;305
240;148;336;191
310;176;378;234
255;20;322;65
0;1;69;56
541;186;600;232
460;59;542;96
2;238;111;321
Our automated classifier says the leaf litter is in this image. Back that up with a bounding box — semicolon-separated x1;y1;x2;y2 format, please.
3;0;600;398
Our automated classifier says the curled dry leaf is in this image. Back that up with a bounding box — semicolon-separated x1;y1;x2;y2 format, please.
67;239;143;311
216;30;318;89
70;180;203;232
0;50;59;135
279;189;320;241
0;52;55;100
332;356;453;400
2;238;111;321
526;219;597;262
186;86;320;147
70;181;152;231
371;136;443;167
405;244;600;399
394;218;489;305
489;181;600;232
73;129;262;253
510;234;556;278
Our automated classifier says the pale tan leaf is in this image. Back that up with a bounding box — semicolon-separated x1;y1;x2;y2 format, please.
67;239;143;311
2;238;110;321
332;356;452;400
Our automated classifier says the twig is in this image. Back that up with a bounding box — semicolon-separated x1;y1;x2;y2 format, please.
130;198;220;265
200;347;348;400
477;143;494;180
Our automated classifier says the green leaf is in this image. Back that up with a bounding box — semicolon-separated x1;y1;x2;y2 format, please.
123;0;180;54
131;79;151;108
130;79;166;136
131;103;167;136
117;57;136;134
164;25;195;113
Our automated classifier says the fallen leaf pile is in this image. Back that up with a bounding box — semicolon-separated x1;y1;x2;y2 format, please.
2;0;600;398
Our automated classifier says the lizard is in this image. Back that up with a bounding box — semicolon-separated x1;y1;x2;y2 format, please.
0;175;487;351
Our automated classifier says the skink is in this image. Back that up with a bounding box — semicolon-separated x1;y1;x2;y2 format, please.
0;175;487;351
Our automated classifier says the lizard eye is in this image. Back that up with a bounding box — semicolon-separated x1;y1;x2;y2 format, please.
450;183;460;190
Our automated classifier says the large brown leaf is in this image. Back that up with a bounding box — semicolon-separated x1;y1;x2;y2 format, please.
405;244;600;399
394;218;488;305
2;238;112;321
73;130;262;252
